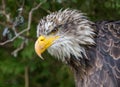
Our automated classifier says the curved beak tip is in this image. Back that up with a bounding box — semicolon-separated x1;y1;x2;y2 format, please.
38;54;44;60
35;40;45;60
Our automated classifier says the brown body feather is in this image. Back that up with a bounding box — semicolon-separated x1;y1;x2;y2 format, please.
69;21;120;87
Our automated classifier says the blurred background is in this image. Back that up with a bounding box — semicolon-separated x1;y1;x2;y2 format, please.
0;0;120;87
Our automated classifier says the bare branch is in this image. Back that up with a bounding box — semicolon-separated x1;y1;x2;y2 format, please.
1;0;11;22
0;0;47;45
20;0;25;8
25;66;29;87
11;41;25;57
0;21;12;28
40;7;51;13
2;0;6;12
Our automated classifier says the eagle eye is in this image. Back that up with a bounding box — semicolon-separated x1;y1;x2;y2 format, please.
48;28;58;35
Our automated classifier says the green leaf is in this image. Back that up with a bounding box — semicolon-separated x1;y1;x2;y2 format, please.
21;41;34;59
13;38;23;48
42;2;50;9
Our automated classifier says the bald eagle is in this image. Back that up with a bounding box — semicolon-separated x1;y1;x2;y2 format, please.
35;9;120;87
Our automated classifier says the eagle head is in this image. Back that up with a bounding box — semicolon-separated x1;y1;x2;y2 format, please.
35;9;95;62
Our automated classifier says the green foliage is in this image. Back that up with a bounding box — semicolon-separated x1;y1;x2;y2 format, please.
21;41;35;59
0;0;120;87
13;39;23;48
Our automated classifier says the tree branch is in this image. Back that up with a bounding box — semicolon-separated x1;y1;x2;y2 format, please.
1;0;11;22
11;41;25;57
0;0;47;45
25;66;29;87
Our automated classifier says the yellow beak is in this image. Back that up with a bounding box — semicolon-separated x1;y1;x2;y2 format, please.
35;35;59;59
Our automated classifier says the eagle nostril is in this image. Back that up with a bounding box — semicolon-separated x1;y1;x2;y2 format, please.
39;36;45;41
40;38;45;41
40;38;44;41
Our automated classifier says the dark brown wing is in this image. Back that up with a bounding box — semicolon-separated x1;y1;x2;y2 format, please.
93;21;120;87
67;21;120;87
96;21;120;59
